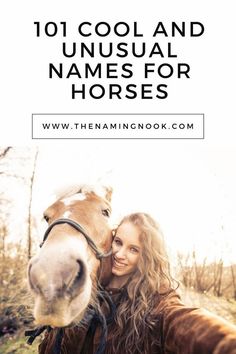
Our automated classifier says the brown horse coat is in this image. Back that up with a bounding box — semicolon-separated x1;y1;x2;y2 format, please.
38;290;236;354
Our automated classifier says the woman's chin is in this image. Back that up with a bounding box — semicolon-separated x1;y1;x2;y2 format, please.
112;266;125;276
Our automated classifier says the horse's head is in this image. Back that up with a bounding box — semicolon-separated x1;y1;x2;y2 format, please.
28;185;112;327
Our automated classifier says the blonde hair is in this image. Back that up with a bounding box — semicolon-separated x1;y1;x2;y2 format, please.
109;213;177;354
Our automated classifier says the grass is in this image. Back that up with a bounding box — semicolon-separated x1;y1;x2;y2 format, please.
0;331;39;354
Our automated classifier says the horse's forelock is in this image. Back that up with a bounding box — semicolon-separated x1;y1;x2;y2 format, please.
55;184;112;203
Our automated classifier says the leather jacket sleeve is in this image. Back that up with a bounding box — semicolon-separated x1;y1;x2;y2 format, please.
155;292;236;354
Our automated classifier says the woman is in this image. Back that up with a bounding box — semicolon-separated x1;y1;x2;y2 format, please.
39;213;236;354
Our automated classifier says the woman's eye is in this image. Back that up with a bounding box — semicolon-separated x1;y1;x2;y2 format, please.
130;247;139;253
102;209;110;217
113;239;122;246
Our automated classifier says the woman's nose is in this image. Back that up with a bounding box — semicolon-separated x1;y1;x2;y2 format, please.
116;248;127;259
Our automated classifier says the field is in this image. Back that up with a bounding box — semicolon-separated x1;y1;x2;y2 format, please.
180;287;236;325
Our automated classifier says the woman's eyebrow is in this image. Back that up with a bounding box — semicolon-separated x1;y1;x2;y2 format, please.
129;244;140;249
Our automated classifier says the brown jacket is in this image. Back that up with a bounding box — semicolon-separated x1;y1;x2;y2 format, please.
38;290;236;354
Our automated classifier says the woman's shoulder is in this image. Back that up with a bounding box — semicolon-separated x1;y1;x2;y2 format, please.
152;289;184;312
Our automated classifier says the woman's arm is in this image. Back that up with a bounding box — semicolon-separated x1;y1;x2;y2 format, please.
157;292;236;354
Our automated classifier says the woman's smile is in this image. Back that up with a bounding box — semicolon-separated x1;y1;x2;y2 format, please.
113;257;128;268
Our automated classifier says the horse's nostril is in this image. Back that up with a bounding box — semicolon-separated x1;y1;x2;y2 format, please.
77;260;82;271
28;262;43;295
75;260;85;283
28;264;35;291
67;260;86;297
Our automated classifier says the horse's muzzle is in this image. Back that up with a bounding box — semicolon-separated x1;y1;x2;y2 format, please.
28;255;87;301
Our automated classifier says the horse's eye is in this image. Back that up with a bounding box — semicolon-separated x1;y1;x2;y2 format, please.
102;209;110;217
44;215;50;223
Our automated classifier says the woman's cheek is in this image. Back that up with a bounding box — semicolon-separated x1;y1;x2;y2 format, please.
131;253;140;264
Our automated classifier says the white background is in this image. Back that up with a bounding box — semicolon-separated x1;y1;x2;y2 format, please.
1;1;236;262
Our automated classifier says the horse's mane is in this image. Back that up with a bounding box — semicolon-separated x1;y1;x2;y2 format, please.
55;184;111;201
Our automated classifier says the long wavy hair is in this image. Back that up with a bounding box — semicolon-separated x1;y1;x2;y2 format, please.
109;212;178;354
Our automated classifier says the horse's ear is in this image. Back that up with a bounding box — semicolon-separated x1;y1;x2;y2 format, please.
103;186;113;202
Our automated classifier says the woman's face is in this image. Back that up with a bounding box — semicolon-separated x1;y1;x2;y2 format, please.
111;221;141;277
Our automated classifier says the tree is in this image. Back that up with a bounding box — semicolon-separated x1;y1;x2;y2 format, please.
27;149;39;260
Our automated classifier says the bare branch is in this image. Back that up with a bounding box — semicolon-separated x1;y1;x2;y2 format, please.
0;147;12;159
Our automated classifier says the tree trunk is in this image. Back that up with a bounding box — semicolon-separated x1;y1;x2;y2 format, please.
27;149;39;260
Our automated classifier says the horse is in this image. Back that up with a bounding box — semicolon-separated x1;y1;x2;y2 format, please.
27;185;113;329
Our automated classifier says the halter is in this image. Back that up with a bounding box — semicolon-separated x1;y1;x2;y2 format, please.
40;218;112;260
25;218;113;352
25;288;116;354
